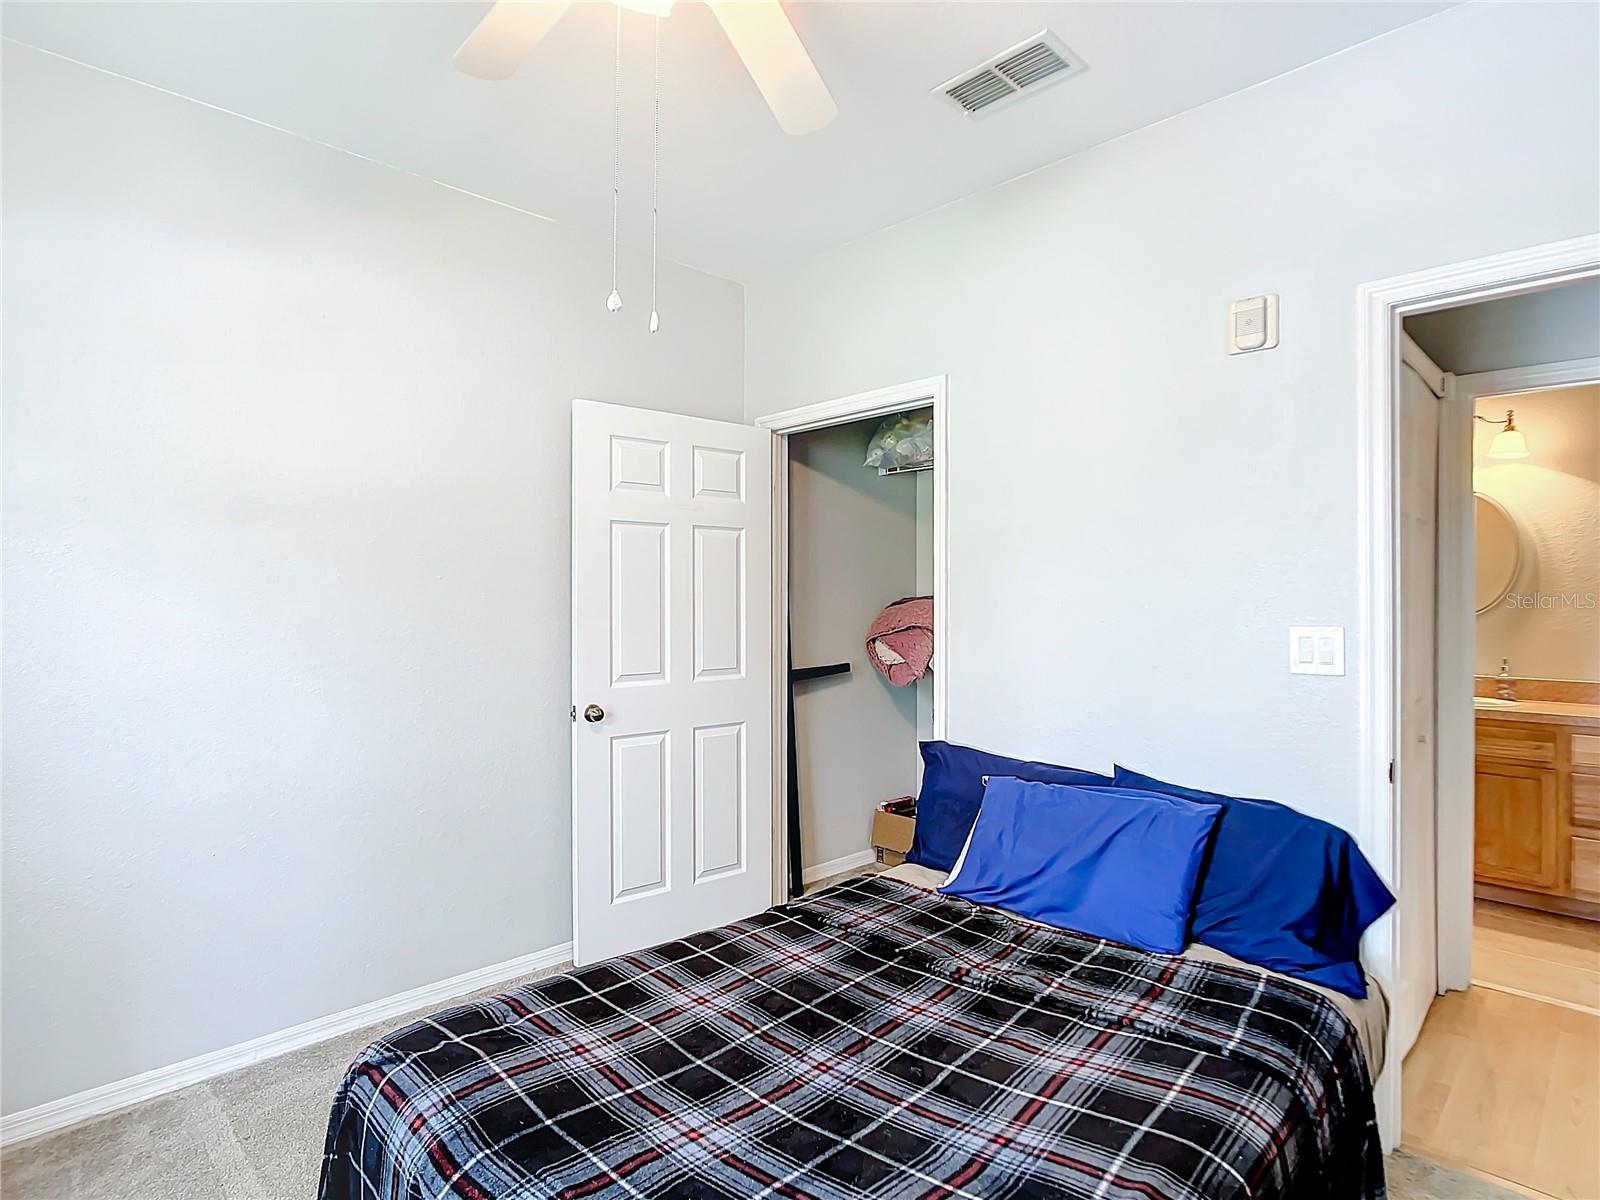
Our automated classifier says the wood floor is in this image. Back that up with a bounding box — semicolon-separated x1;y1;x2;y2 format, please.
1471;900;1600;1013
1403;901;1600;1200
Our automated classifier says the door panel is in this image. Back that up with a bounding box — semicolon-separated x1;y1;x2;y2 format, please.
693;526;745;679
1474;761;1559;889
611;522;669;685
611;731;670;901
693;445;745;499
695;722;745;881
611;435;668;492
1395;357;1441;1064
1572;836;1600;900
574;400;773;965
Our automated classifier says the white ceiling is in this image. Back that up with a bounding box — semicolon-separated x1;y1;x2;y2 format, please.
3;1;1454;281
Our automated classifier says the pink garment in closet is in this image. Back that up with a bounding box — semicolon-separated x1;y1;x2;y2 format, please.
866;596;933;687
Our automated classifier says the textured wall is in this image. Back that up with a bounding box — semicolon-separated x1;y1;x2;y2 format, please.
1474;385;1600;681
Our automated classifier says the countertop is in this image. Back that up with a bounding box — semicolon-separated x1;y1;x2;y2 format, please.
1474;696;1600;728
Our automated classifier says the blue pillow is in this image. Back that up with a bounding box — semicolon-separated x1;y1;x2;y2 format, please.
940;778;1222;954
908;741;1112;873
1112;766;1395;997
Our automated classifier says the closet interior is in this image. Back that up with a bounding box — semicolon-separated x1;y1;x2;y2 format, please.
785;408;934;895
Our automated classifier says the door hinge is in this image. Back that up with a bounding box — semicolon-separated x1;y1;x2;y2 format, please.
571;705;577;723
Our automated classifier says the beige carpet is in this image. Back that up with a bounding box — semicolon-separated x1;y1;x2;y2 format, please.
1;963;570;1200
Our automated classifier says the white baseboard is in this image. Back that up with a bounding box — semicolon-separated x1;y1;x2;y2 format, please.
803;848;876;884
0;940;573;1149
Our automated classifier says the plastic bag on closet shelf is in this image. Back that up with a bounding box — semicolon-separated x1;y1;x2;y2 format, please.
864;409;933;474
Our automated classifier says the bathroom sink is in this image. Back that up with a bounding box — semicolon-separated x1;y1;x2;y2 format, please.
1475;697;1520;708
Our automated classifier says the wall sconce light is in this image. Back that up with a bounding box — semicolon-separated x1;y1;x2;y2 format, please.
1476;409;1529;460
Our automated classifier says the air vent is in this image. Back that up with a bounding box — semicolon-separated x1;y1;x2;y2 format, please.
934;31;1087;118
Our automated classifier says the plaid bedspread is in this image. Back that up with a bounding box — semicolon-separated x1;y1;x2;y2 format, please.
320;874;1384;1200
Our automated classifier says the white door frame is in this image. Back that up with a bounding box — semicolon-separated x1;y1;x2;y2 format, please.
756;376;950;903
1435;353;1600;993
1355;233;1600;1148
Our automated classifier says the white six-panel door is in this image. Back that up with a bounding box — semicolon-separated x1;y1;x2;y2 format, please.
572;400;773;965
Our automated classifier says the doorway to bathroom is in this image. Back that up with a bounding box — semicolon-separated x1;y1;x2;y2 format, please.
1393;273;1600;1195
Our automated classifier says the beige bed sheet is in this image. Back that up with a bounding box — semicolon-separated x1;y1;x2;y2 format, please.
879;862;1389;1076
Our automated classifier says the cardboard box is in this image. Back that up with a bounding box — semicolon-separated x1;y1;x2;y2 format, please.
871;808;915;867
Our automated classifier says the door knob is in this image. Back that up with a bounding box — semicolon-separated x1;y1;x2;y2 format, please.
583;704;605;723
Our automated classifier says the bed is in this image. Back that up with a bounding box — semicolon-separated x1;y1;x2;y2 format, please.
319;865;1387;1200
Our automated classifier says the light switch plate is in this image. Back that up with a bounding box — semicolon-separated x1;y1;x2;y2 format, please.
1288;625;1344;675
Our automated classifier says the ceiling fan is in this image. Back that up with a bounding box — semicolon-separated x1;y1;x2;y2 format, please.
454;0;838;136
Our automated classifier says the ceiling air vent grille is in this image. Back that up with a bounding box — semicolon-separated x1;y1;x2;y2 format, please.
935;31;1087;119
946;72;1015;114
997;42;1070;89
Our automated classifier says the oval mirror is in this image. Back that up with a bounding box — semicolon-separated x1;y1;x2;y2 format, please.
1475;493;1522;615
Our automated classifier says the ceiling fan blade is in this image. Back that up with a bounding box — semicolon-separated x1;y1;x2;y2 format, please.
454;1;573;80
706;0;837;136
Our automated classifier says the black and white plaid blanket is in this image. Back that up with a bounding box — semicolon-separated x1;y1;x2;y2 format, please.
320;874;1384;1199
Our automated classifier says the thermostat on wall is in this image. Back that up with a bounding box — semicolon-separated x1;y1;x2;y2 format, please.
1228;294;1279;354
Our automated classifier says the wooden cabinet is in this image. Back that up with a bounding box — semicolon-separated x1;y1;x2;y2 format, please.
1475;715;1600;918
1476;724;1555;765
1473;761;1558;888
1573;837;1600;901
1572;770;1600;830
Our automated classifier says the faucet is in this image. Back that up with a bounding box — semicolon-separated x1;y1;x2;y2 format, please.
1495;658;1517;701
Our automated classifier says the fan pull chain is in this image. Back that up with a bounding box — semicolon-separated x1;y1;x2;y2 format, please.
648;15;661;334
605;4;623;313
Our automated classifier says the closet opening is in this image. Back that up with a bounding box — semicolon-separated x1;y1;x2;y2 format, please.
758;377;948;904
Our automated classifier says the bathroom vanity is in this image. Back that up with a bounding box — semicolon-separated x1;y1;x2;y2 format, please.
1474;697;1600;918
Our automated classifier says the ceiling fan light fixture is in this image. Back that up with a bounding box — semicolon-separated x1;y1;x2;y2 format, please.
456;1;836;137
453;0;573;80
706;0;838;135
